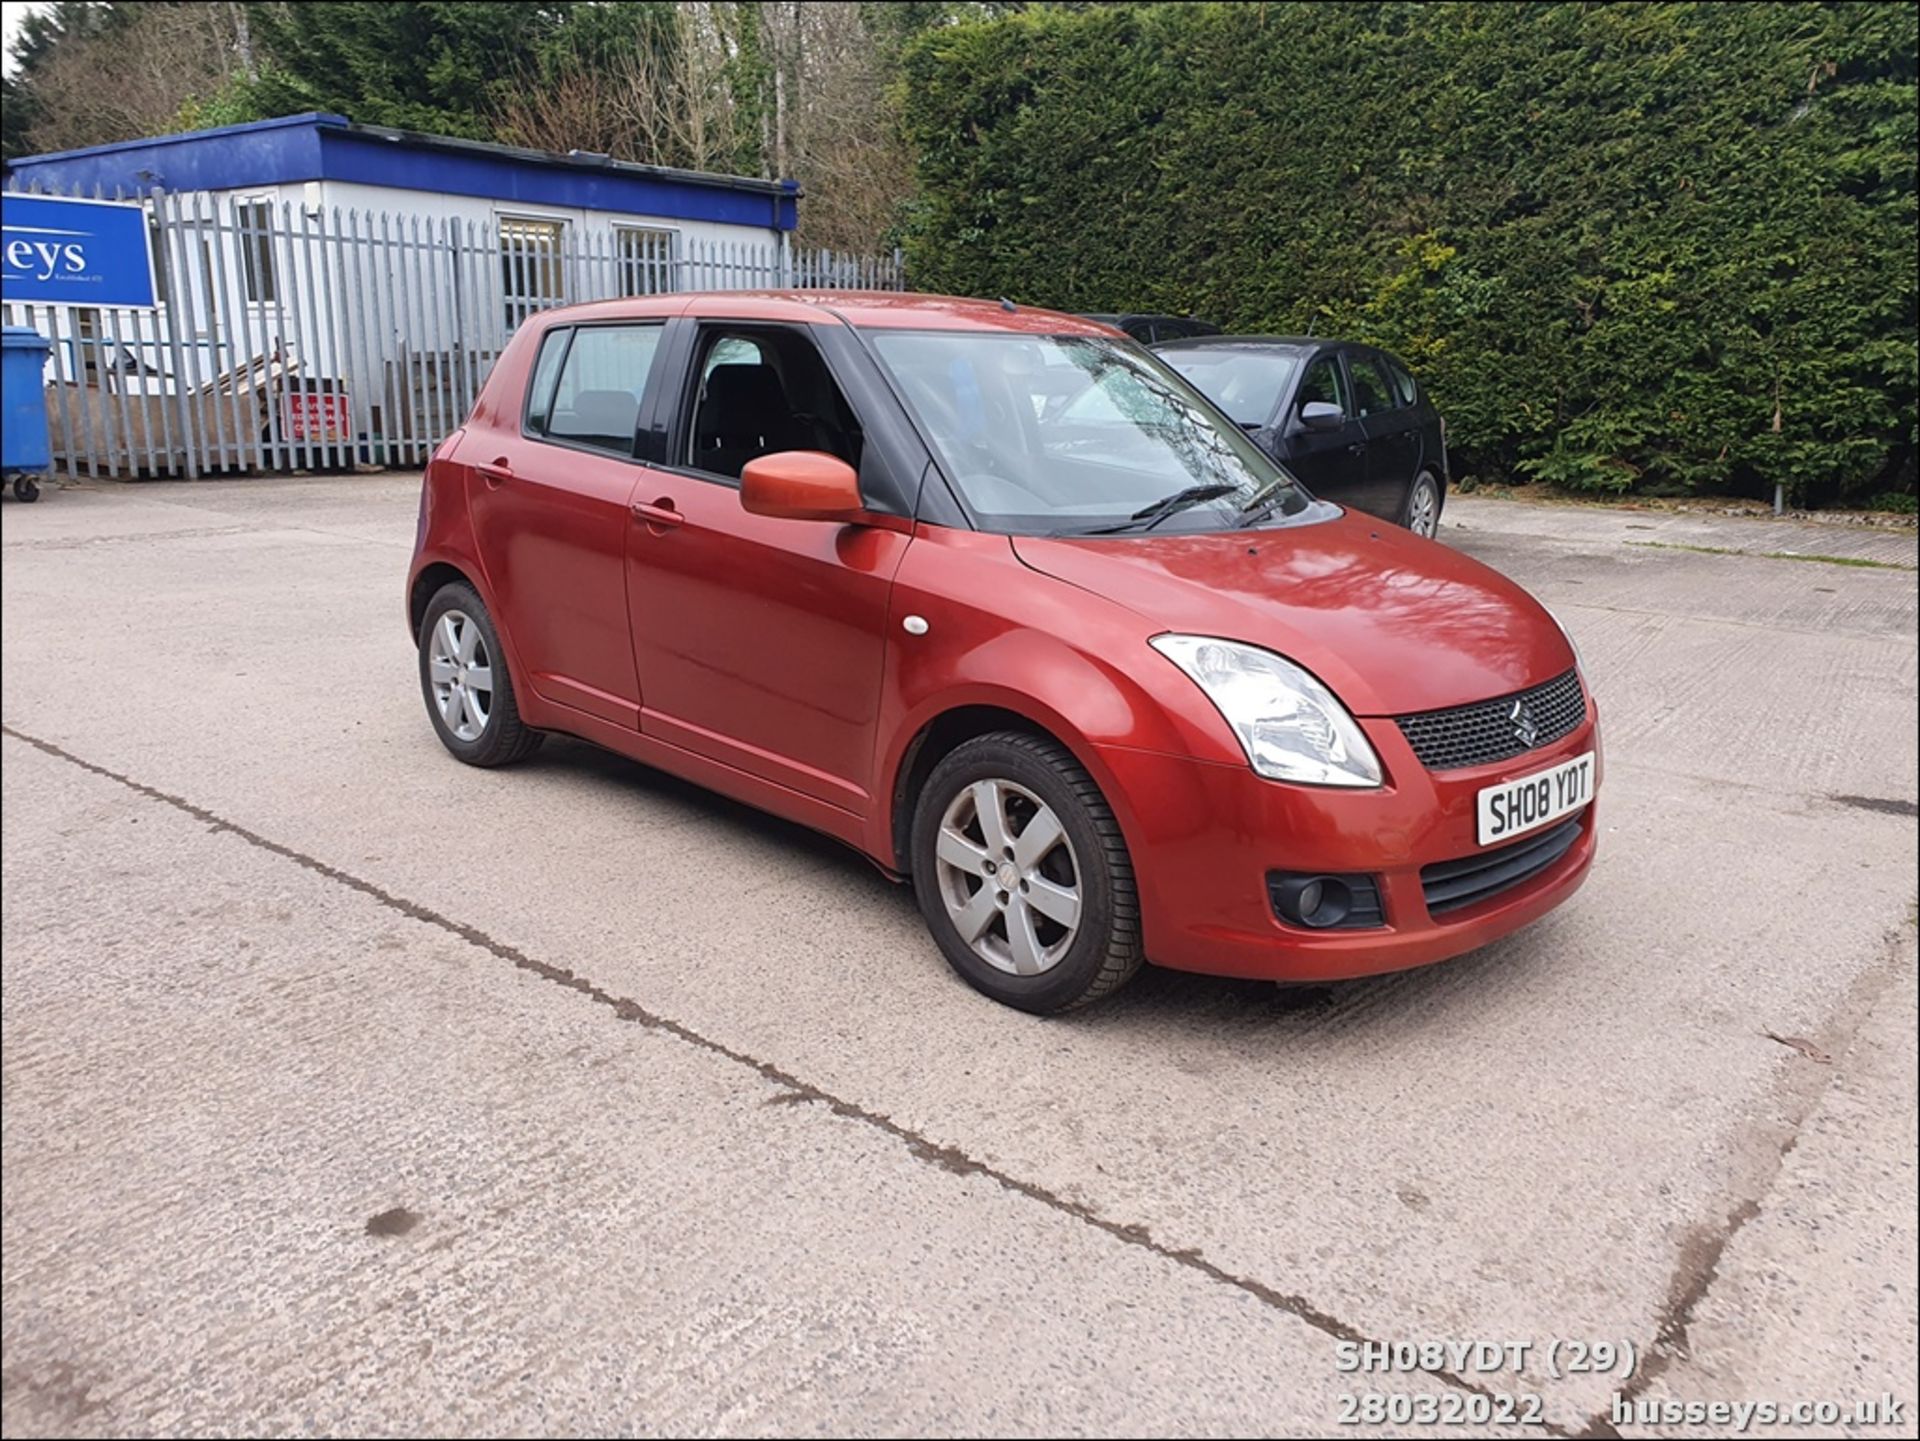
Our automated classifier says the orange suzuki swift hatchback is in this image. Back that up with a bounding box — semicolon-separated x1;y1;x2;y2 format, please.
408;293;1600;1013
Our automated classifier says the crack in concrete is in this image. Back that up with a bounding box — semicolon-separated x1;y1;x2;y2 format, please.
1829;793;1920;819
1569;926;1915;1438
19;721;1770;1437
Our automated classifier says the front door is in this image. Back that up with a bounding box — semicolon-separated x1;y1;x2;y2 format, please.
1279;352;1368;506
464;321;669;728
625;322;910;815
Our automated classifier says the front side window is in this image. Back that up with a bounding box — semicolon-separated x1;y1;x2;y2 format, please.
1296;357;1348;416
532;324;664;455
869;331;1317;535
685;328;861;480
1159;347;1300;428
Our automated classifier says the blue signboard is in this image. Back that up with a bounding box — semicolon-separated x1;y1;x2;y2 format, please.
1;193;157;308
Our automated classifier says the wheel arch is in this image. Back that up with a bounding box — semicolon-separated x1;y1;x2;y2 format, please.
885;699;1141;877
409;560;480;640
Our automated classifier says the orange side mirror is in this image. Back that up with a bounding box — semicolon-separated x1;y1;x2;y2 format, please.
740;451;864;523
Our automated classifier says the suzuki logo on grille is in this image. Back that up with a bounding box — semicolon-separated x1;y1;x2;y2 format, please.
1509;699;1540;747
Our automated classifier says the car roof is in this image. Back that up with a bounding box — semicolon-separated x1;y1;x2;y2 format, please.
1153;335;1327;353
529;290;1124;337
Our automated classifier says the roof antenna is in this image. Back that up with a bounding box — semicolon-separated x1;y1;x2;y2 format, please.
1305;314;1317;337
999;297;1017;312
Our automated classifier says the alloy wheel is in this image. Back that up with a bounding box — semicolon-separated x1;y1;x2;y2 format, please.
428;609;493;742
933;777;1082;976
1408;476;1440;538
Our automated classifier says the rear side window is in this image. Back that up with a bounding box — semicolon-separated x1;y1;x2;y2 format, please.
1347;354;1397;417
539;324;665;456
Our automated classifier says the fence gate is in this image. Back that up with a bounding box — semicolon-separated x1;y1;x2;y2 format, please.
1;181;906;479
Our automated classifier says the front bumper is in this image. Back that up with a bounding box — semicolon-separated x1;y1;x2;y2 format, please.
1094;708;1601;982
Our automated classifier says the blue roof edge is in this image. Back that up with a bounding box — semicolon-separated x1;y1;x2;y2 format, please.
9;112;349;166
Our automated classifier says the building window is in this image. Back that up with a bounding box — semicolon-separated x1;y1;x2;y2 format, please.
616;226;676;296
148;215;170;308
238;199;276;304
500;216;566;329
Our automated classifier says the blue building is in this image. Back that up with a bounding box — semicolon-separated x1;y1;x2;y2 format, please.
2;114;809;473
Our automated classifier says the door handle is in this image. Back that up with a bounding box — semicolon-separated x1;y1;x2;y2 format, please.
1346;442;1367;455
477;459;513;485
631;498;683;530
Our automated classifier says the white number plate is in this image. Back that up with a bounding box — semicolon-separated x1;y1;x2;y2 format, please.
1476;752;1594;846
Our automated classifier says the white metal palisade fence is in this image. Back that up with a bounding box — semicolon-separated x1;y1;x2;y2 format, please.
1;181;905;479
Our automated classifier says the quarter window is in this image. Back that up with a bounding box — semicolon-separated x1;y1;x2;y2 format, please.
536;324;664;456
524;328;570;433
1386;358;1418;406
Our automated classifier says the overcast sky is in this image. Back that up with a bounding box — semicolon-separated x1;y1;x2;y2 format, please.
2;1;40;77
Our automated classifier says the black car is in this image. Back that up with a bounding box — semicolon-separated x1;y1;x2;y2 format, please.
1080;313;1223;344
1154;337;1448;537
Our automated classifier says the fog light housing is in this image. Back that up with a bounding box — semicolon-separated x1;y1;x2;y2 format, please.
1267;872;1385;930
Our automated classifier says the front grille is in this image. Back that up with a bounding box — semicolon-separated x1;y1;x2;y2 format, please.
1421;817;1583;916
1395;669;1586;771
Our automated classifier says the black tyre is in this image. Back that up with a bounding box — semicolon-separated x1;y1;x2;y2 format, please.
1399;469;1444;538
417;581;543;767
910;731;1143;1013
13;474;40;502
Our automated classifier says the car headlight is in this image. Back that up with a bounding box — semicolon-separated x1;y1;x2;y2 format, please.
1545;606;1587;677
1150;635;1383;788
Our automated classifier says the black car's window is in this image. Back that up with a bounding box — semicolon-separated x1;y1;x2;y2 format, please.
1296;357;1349;417
524;327;570;433
1348;354;1397;417
540;323;665;455
1160;347;1300;428
1386;358;1418;406
870;330;1316;535
683;326;862;481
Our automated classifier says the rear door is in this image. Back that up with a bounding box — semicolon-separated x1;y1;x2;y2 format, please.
1276;350;1368;505
1350;349;1421;518
464;321;670;728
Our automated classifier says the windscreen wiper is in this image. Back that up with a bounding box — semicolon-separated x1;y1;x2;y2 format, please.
1079;483;1238;535
1234;479;1298;527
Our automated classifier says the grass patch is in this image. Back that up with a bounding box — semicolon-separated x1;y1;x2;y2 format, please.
1625;540;1916;571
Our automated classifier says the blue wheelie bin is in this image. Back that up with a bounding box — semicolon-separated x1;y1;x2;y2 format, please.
3;326;54;502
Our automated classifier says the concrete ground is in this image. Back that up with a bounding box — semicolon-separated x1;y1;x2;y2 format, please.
2;477;1914;1438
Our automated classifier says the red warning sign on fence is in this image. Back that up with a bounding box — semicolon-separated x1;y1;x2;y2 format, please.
283;391;351;444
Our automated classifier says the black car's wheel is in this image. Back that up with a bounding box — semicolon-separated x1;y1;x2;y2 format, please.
911;731;1143;1013
1400;470;1444;538
417;581;543;767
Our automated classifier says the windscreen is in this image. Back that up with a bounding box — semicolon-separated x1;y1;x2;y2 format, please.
868;331;1313;535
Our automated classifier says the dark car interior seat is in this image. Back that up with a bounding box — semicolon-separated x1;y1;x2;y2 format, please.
551;388;640;452
692;357;847;479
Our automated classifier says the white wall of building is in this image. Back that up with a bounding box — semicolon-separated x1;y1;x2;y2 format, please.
86;179;787;446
